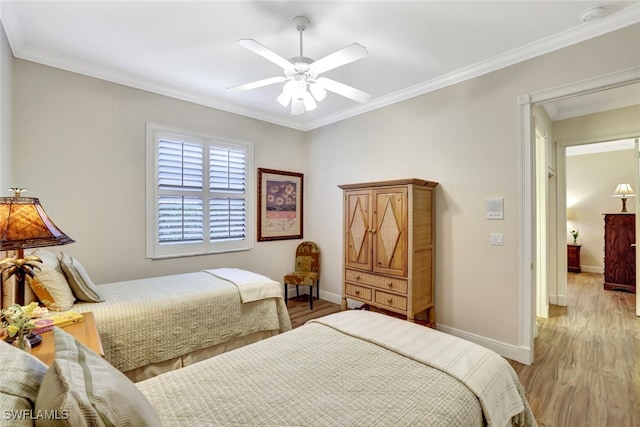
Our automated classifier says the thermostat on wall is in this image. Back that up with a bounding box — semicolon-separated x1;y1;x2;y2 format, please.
486;198;504;220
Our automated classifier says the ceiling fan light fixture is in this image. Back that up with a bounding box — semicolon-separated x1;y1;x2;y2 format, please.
310;83;327;101
291;98;305;115
302;91;317;111
277;91;291;107
230;15;370;116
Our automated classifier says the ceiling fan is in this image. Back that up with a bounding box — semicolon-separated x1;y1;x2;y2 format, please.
228;16;370;115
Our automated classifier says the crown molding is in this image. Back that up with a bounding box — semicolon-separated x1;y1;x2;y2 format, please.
3;3;639;132
302;3;640;131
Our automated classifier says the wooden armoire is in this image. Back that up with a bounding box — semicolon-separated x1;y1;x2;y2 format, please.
603;213;636;293
339;179;438;325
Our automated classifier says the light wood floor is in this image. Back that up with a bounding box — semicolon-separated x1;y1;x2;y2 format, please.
286;273;639;426
509;272;639;427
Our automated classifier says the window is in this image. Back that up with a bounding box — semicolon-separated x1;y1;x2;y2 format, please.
146;124;253;259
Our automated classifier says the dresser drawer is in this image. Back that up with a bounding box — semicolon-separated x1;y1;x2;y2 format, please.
375;290;407;311
345;283;372;301
345;269;408;294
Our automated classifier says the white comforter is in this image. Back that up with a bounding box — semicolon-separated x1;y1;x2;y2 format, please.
71;271;291;373
310;310;535;427
137;310;536;427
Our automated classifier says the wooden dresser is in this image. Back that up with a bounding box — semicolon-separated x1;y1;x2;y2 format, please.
339;179;438;325
603;213;636;293
567;244;581;273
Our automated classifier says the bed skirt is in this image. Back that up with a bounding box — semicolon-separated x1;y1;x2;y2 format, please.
124;329;277;382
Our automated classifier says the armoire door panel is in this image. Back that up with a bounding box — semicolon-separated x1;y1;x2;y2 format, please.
345;191;372;270
374;188;407;276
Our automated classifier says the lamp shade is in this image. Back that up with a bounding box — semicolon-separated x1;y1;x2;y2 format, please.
0;197;74;251
612;183;635;197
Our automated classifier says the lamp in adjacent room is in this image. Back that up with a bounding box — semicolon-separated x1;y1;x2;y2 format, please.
611;183;635;213
0;188;74;305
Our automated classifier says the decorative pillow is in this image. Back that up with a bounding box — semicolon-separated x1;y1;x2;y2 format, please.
59;253;103;303
28;276;61;311
27;249;75;311
0;341;48;427
34;328;161;427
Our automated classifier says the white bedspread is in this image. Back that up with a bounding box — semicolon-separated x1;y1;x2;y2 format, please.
71;271;291;374
204;268;282;302
310;310;531;427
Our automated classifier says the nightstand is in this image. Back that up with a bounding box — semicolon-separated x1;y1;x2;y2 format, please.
567;244;581;273
31;312;104;366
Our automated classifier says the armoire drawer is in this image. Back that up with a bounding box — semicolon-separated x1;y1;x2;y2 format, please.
345;269;408;294
345;283;372;301
375;290;407;311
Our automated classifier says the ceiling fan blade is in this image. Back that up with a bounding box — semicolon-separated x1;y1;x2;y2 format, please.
228;76;287;92
310;43;368;74
237;39;294;71
316;77;371;103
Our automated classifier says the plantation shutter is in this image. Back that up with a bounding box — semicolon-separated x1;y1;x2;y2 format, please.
157;138;204;245
148;124;252;258
209;146;247;241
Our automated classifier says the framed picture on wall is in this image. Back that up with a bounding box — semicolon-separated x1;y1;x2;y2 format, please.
257;168;303;241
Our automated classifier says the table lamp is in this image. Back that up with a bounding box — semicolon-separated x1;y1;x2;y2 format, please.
612;183;635;213
0;188;74;305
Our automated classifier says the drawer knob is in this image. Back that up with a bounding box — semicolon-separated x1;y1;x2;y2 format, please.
355;275;361;280
355;290;360;295
387;298;392;303
387;282;393;287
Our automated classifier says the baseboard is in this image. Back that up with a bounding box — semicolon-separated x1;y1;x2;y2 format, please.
580;265;603;274
436;324;533;365
301;288;534;364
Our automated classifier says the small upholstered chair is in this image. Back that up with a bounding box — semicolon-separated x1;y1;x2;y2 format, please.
283;241;320;310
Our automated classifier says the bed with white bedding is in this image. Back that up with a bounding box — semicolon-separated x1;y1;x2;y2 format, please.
70;268;292;381
135;310;537;427
1;310;536;427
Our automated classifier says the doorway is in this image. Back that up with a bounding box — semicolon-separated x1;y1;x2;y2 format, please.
518;67;640;364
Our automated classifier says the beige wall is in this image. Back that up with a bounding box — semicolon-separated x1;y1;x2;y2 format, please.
558;105;639;271
305;24;640;346
0;22;12;190
555;104;640;144
3;19;640;359
567;148;636;271
11;60;307;284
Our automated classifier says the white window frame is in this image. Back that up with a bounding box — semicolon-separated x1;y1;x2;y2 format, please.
146;123;253;259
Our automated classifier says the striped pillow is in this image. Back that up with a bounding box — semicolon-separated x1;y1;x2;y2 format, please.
34;328;161;427
0;341;48;427
59;253;103;303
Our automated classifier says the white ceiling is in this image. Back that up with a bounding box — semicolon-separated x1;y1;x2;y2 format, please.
1;1;639;131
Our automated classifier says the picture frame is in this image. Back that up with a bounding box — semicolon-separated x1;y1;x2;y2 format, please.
257;168;303;241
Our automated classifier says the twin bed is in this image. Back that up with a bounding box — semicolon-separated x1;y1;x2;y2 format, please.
12;249;291;381
2;310;537;427
70;268;292;381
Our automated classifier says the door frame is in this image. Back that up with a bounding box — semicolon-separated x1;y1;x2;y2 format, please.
518;67;640;364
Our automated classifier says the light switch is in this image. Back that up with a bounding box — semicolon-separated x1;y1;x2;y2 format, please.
490;233;504;246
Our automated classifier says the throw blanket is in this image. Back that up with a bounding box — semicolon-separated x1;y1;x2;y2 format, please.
204;268;282;302
310;311;533;427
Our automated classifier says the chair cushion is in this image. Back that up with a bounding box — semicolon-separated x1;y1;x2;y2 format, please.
283;271;319;286
34;327;161;427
